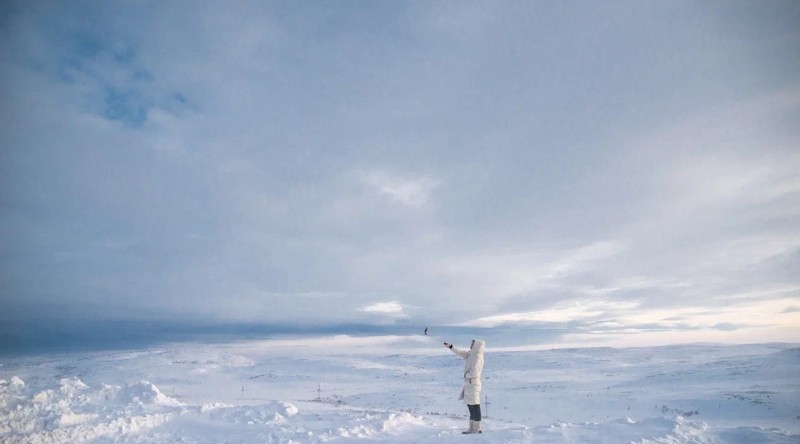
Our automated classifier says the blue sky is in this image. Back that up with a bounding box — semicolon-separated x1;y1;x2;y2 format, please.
1;1;799;348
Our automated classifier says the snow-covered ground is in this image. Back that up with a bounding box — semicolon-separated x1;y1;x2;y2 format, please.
1;336;798;443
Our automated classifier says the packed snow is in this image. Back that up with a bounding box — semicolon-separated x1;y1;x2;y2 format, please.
1;336;798;443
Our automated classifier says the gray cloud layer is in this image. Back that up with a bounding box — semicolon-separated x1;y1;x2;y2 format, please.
1;1;799;344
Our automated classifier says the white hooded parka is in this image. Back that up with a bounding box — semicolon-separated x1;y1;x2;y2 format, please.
450;339;485;405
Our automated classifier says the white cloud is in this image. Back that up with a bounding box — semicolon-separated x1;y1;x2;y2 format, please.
361;301;405;314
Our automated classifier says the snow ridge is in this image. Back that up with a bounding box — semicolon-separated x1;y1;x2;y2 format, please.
0;377;178;443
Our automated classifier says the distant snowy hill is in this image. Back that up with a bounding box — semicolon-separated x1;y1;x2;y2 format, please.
1;337;798;443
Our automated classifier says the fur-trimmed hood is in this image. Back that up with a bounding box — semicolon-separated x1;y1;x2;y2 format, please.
471;339;486;354
463;339;485;380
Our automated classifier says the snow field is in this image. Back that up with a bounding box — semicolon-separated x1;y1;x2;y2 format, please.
1;337;799;443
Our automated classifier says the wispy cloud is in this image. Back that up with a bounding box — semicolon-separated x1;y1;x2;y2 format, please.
362;170;440;207
547;241;622;278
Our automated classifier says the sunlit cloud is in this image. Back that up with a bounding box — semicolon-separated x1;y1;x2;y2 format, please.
462;299;641;327
461;294;800;340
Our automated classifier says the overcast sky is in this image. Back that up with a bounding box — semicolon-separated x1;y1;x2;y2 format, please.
1;1;799;347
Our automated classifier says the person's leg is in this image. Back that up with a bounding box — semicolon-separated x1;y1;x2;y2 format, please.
468;404;482;421
462;405;476;434
468;404;482;433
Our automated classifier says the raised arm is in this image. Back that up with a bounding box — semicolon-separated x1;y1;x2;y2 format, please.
443;342;469;359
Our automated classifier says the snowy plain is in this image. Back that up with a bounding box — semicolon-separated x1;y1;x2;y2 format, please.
1;335;798;443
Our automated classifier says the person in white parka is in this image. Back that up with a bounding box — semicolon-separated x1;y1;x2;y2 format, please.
443;339;485;434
